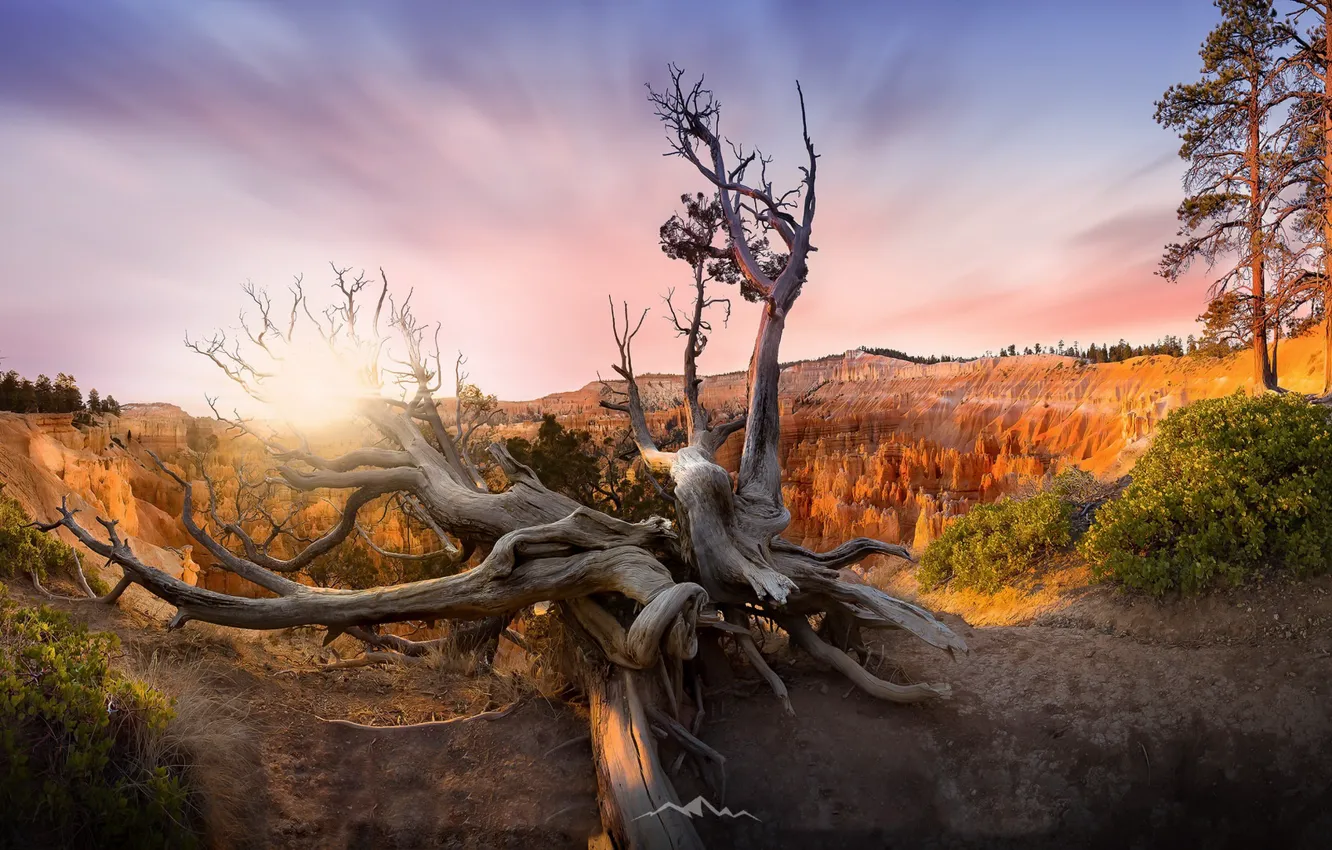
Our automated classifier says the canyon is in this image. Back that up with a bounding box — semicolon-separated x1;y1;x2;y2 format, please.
1;325;1327;597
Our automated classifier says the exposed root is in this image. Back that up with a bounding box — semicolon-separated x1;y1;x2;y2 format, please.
589;670;703;849
782;615;951;704
770;535;912;569
671;671;707;773
565;582;707;670
724;610;794;715
786;564;969;657
543;734;592;759
485;506;675;578
320;701;520;731
659;661;681;721
817;604;869;662
647;704;726;800
347;616;507;658
317;651;420;671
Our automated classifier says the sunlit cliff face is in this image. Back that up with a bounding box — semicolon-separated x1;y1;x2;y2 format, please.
5;332;1325;601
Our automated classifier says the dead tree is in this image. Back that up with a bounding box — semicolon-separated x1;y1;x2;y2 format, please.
39;69;965;849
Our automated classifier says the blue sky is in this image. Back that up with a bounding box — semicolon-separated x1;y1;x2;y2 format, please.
0;0;1222;409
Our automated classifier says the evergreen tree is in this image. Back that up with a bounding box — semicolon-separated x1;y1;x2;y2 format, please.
86;389;102;415
104;396;122;416
1288;1;1332;393
504;414;673;521
16;379;35;413
53;373;82;414
1156;0;1294;391
32;375;53;412
0;371;17;412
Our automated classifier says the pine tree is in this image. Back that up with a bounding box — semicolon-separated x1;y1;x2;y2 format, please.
16;379;35;413
0;371;17;412
53;373;82;414
87;389;102;415
1157;0;1293;391
32;375;53;412
1288;1;1332;393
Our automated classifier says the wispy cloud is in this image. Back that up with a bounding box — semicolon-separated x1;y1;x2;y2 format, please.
0;0;1219;408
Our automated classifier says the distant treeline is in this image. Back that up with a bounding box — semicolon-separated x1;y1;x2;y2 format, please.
861;334;1193;365
856;347;976;365
994;335;1187;362
0;370;121;417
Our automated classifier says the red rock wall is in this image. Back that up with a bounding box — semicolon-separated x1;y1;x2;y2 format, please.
2;325;1325;597
486;328;1328;551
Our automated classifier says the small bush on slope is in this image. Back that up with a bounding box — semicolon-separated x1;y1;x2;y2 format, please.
0;485;75;581
917;489;1074;593
1080;391;1332;595
0;585;200;849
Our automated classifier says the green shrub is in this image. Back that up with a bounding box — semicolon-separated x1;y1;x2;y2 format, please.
918;491;1073;593
0;585;199;848
1080;391;1332;595
0;487;73;580
85;570;112;597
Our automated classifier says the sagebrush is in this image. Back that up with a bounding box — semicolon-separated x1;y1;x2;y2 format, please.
917;489;1073;593
1080;391;1332;595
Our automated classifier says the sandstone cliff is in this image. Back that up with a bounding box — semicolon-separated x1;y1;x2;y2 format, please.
489;327;1328;551
0;409;197;581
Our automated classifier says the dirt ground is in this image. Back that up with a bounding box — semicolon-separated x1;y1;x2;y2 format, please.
17;574;1332;849
688;583;1332;849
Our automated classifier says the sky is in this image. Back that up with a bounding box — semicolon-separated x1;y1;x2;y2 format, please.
0;0;1222;412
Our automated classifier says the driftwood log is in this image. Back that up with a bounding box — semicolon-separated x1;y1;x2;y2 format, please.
39;66;965;848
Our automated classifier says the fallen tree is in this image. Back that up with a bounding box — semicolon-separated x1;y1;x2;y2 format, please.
38;66;965;848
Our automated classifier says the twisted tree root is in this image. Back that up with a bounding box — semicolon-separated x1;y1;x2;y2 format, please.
782;615;951;704
723;609;795;715
648;704;726;801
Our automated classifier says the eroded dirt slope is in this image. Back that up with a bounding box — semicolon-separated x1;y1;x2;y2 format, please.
15;574;1331;849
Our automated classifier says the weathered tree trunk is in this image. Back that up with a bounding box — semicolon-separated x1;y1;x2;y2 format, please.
1249;84;1275;393
589;670;704;849
1324;295;1331;395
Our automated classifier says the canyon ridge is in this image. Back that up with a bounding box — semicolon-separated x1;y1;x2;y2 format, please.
3;329;1326;600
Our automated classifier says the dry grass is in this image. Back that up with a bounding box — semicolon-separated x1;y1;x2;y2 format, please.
419;625;569;711
866;556;1097;627
418;637;486;677
126;647;268;850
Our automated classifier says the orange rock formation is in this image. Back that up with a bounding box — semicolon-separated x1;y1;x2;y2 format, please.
0;324;1325;591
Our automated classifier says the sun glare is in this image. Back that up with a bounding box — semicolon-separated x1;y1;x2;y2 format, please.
259;339;374;428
